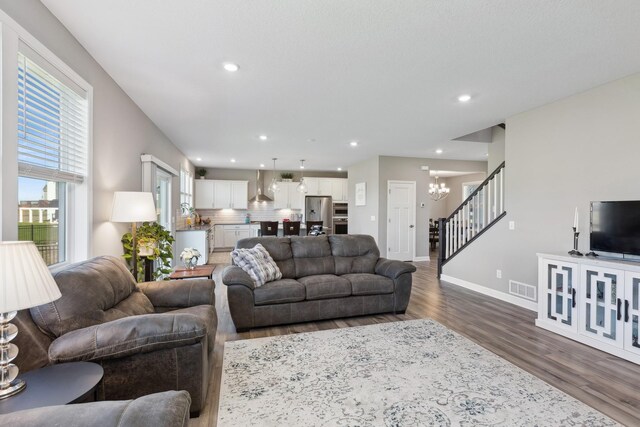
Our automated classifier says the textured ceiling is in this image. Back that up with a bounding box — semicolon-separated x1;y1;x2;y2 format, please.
41;0;640;171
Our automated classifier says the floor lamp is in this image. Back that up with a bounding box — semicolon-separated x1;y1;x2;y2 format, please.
0;241;61;399
111;191;157;281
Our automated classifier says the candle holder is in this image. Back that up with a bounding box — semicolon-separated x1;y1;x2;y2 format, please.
568;227;583;256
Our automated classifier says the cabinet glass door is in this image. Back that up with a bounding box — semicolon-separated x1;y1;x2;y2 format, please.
579;266;624;348
624;272;640;356
542;260;578;332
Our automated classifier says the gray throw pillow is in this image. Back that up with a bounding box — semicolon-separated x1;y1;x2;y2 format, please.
231;243;282;287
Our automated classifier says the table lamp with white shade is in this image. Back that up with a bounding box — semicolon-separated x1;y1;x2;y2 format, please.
0;241;61;399
110;191;157;280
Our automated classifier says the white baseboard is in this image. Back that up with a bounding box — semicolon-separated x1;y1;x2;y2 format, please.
440;274;537;312
413;256;430;262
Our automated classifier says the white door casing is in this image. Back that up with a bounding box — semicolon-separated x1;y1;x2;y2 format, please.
386;180;416;261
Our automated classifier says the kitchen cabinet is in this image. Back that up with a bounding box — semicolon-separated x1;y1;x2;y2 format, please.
537;253;640;364
219;224;251;247
194;180;214;209
195;180;248;209
214;225;225;248
175;228;211;265
273;182;304;210
304;178;319;196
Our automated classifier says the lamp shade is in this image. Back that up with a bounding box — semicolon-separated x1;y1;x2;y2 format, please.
110;191;157;223
0;241;61;312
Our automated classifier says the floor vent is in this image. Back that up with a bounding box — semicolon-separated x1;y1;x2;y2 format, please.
509;280;536;301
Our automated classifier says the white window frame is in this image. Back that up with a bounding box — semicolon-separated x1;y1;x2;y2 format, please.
180;167;193;211
0;13;93;271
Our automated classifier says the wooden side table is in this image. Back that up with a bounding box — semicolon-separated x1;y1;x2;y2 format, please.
0;362;103;415
169;264;215;280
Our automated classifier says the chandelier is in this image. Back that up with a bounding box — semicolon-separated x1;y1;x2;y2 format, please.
429;175;449;201
296;160;308;193
268;158;279;194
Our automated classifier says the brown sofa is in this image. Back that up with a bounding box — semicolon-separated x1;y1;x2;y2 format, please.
13;256;216;416
222;235;416;331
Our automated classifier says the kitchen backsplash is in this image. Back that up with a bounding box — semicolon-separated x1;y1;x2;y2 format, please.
196;202;303;224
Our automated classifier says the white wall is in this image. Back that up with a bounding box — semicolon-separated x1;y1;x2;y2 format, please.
444;72;640;301
0;0;193;257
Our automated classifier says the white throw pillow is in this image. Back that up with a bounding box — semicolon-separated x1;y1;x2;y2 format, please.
231;243;282;287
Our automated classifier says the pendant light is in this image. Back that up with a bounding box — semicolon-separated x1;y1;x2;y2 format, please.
297;159;308;193
268;158;280;194
428;172;450;201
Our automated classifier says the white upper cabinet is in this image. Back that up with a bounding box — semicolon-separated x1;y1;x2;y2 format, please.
274;182;304;210
194;180;214;209
313;178;348;202
195;180;248;209
304;177;319;196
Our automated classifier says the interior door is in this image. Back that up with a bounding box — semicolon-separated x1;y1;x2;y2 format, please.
156;168;172;232
387;181;416;261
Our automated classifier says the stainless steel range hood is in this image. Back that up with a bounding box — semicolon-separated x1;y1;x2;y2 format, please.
248;169;273;203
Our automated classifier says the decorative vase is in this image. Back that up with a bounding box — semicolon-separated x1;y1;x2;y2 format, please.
199;176;205;180
182;256;199;270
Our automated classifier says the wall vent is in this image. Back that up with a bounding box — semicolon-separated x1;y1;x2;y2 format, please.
509;280;536;301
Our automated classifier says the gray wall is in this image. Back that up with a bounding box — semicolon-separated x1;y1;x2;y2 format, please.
0;0;193;257
348;156;380;240
444;72;640;300
444;173;487;215
377;156;487;258
488;126;506;172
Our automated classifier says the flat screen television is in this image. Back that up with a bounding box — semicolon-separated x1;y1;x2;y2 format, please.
590;201;640;256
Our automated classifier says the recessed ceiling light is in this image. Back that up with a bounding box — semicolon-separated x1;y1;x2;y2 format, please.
196;157;202;161
259;135;268;141
350;141;358;147
435;149;443;154
457;94;471;103
260;163;265;168
337;167;342;171
230;158;236;163
223;62;239;72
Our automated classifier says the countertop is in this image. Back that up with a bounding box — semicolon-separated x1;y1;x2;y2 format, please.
175;224;214;232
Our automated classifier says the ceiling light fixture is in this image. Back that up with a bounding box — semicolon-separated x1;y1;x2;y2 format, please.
458;94;471;103
429;173;450;202
196;157;202;161
435;149;443;154
223;63;239;72
230;158;236;163
350;141;358;147
268;158;279;194
297;160;308;194
259;135;268;141
337;167;342;171
260;163;265;168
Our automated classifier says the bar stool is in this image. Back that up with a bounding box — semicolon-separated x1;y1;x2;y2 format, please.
283;221;301;236
260;221;278;236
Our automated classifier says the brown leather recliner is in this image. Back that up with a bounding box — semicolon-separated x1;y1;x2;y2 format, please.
13;256;216;416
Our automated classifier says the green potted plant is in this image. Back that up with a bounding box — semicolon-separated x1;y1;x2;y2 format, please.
281;172;294;182
121;221;174;282
197;168;207;179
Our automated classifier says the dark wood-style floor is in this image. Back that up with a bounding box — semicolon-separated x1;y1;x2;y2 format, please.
192;255;640;426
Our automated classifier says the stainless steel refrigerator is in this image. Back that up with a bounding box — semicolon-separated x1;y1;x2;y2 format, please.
305;196;333;234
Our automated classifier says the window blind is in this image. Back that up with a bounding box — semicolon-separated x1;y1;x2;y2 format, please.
18;49;89;183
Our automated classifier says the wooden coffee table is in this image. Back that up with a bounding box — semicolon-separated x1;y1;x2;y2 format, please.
169;264;215;280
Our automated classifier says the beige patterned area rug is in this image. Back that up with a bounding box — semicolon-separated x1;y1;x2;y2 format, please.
218;319;618;426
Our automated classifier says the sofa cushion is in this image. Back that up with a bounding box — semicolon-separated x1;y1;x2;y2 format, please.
329;235;380;275
231;243;282;287
254;279;305;306
342;273;394;296
236;237;296;279
30;256;155;337
290;236;335;277
298;275;352;300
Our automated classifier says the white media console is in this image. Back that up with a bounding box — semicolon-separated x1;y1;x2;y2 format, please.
537;253;640;364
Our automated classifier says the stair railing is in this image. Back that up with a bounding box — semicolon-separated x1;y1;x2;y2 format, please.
438;161;506;277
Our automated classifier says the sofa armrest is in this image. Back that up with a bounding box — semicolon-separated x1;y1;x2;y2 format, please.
375;258;417;279
138;279;215;308
48;313;207;363
222;265;255;290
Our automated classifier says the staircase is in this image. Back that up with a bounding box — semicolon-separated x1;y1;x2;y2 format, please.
437;161;506;277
